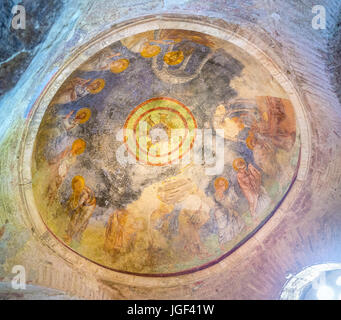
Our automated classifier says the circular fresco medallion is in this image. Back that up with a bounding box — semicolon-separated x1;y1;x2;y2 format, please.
124;97;197;166
31;28;301;276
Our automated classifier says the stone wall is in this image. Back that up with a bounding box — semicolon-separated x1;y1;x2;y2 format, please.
328;9;341;105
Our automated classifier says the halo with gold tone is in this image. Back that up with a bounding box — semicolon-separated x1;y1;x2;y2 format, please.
71;138;86;155
87;78;106;94
214;177;229;191
110;58;130;73
163;51;184;65
233;158;246;171
141;43;161;58
71;175;85;191
75;107;91;124
246;134;255;150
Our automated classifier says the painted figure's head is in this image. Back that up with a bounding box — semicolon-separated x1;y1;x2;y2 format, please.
72;175;85;193
214;177;229;192
75;108;91;124
71;139;86;156
233;158;247;171
87;78;105;94
141;43;161;58
110;59;129;73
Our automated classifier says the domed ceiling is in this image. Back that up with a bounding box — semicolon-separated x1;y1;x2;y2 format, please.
32;29;300;275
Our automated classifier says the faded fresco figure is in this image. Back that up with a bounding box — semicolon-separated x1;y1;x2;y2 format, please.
62;108;91;131
213;104;245;141
246;132;279;177
252;96;296;151
65;176;96;243
177;194;210;256
213;177;245;247
79;50;121;71
121;33;173;57
156;177;213;257
52;77;105;105
46;139;86;204
148;202;174;250
104;209;130;254
46;108;91;157
234;158;261;218
104;210;147;256
234;158;271;219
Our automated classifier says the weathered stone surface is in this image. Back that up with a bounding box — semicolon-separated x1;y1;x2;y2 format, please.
0;0;63;95
328;10;341;105
0;282;76;300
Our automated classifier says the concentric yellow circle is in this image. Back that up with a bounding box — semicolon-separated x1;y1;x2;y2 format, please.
124;97;197;166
